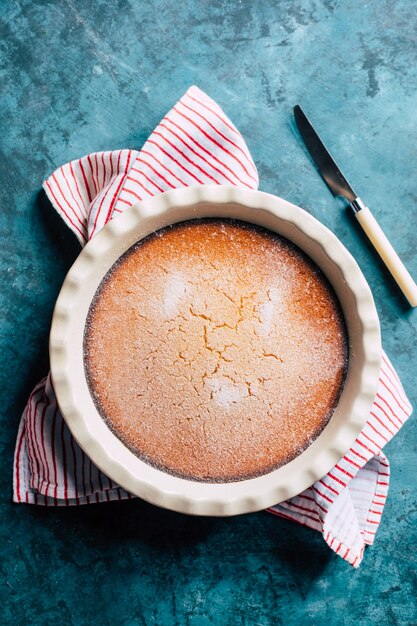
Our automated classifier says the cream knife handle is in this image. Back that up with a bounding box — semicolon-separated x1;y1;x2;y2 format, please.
351;198;417;307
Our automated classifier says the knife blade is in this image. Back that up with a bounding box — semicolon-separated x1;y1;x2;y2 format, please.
293;104;357;202
293;104;417;308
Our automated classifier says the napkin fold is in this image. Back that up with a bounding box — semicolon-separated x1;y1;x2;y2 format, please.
14;86;412;568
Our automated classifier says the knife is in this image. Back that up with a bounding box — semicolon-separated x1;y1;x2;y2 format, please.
293;104;417;308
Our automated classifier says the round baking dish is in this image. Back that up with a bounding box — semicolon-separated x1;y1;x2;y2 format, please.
50;185;381;516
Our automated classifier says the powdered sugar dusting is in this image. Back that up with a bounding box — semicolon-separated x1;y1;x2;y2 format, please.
84;219;348;482
163;272;187;316
206;377;247;408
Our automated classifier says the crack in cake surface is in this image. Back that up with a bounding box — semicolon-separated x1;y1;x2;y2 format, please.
84;219;348;482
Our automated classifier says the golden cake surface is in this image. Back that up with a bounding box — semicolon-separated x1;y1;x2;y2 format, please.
84;219;348;482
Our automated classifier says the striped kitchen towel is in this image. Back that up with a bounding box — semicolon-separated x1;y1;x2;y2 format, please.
13;85;412;568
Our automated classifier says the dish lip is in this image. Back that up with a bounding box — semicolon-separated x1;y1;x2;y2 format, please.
49;185;381;516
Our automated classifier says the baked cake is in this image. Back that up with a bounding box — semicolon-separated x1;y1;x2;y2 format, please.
84;219;348;482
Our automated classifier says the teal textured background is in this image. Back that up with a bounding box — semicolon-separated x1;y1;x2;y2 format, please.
1;1;416;624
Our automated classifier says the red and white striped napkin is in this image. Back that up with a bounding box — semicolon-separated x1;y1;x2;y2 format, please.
14;86;412;568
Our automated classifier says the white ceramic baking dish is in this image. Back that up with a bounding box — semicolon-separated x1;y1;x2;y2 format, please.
49;185;381;515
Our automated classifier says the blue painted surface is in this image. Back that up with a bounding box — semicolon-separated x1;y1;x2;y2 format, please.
1;1;416;624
